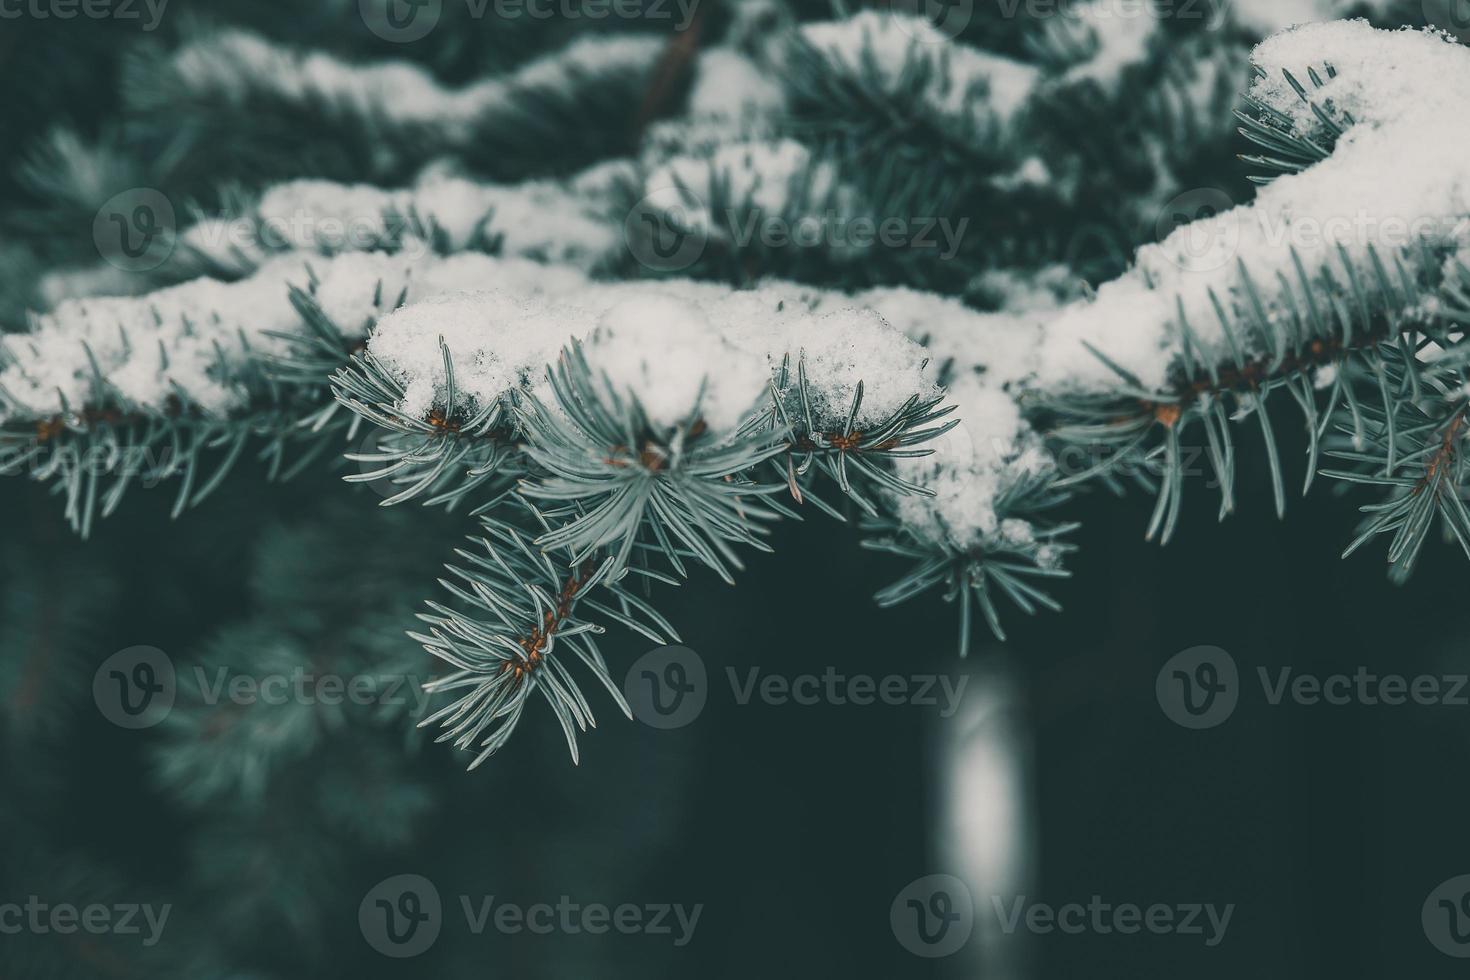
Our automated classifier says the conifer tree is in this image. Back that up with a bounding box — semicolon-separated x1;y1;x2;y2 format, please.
1;1;1466;974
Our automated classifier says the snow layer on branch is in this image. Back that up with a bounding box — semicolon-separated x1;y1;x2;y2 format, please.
167;30;493;127
1249;20;1469;130
1035;21;1470;393
1231;0;1398;37
0;253;573;421
686;48;787;121
892;374;1054;550
856;287;1044;388
642;139;843;239
799;12;1039;126
1055;0;1160;91
165;30;662;140
366;290;593;423
366;277;940;434
653;284;943;428
360;267;1061;566
850;285;1064;549
585;296;772;431
181;172;621;273
36;264;151;309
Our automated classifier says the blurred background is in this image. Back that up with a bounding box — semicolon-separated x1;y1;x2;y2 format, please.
3;1;1470;978
5;431;1470;978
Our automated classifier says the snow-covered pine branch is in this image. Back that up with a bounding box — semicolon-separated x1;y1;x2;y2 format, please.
11;16;1467;630
9;26;676;317
7;11;1470;762
128;29;669;184
638;3;1251;289
16;0;1262;316
175;167;630;281
0;252;586;533
1039;19;1470;572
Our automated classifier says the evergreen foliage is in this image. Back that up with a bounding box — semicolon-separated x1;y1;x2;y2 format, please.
2;0;1466;775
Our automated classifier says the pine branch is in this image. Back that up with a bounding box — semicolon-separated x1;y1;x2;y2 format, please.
414;509;660;768
123;30;670;189
1035;22;1470;579
0;252;551;533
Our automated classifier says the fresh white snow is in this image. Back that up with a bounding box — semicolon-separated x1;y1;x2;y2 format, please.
1036;21;1470;392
